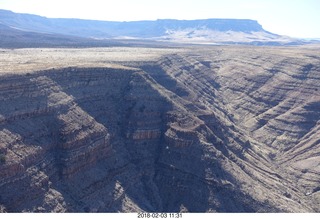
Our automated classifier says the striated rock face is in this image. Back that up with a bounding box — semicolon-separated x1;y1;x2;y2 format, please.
0;46;319;212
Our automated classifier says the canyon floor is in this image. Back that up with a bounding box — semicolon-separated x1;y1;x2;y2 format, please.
0;45;319;212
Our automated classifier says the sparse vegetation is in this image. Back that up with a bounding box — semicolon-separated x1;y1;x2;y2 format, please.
0;153;5;164
268;152;276;160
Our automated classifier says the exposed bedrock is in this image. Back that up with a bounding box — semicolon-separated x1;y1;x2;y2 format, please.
0;47;319;212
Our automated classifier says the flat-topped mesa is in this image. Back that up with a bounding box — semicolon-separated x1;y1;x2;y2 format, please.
156;18;264;32
0;9;302;46
0;10;265;37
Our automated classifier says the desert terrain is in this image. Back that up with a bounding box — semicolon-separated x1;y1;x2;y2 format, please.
0;45;319;212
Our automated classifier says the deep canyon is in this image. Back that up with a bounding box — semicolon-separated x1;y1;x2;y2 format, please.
0;46;319;212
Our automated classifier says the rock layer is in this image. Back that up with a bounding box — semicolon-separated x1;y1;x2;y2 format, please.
0;46;319;212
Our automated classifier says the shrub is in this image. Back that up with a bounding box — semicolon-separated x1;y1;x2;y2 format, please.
0;205;7;213
139;104;146;113
0;153;5;164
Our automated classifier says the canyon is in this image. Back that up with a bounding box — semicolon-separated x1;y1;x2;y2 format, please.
0;45;319;212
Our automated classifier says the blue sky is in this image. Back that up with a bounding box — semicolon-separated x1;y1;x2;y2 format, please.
0;0;319;38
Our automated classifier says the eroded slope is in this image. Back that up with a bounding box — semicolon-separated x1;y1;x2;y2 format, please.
0;46;319;212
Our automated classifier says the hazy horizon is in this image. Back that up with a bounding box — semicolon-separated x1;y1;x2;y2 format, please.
0;0;319;38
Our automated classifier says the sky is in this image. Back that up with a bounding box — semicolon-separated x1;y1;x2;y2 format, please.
0;0;319;38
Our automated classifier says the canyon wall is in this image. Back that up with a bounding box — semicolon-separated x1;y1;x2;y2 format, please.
0;46;319;212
